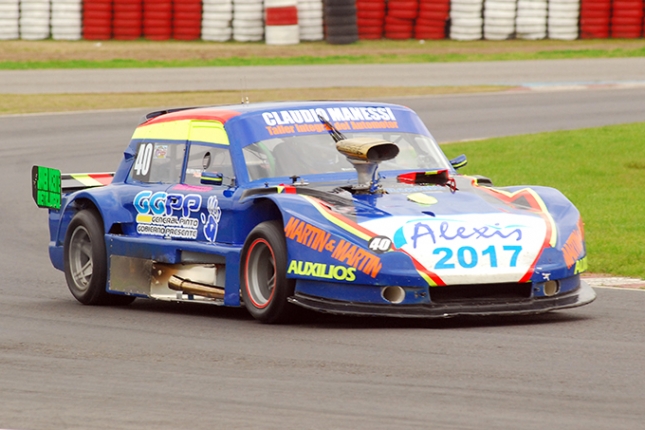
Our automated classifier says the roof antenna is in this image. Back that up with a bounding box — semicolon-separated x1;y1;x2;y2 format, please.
240;76;249;104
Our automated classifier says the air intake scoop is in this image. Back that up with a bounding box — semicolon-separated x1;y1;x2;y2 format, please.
336;137;399;192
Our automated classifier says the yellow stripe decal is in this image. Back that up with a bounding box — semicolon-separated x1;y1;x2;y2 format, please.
136;214;153;223
132;120;229;145
418;270;437;287
188;120;230;145
302;195;372;242
71;174;103;187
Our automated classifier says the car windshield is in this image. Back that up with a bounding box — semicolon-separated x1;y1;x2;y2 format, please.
242;131;450;181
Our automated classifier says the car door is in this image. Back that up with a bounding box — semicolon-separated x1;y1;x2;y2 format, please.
171;121;236;245
125;141;189;240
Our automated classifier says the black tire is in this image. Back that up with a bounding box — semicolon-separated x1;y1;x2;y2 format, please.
240;221;296;324
324;0;355;7
326;24;359;37
324;14;357;25
64;210;135;306
326;33;359;44
324;5;357;17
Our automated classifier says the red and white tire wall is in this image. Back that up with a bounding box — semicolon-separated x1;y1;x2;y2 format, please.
233;0;264;42
357;0;385;39
51;0;82;40
484;0;517;40
516;0;548;39
298;0;323;41
416;0;450;39
548;0;579;40
580;0;610;38
174;0;202;40
202;0;233;41
265;0;299;44
0;0;20;40
611;0;643;38
450;0;484;40
113;0;141;40
143;0;172;40
356;0;448;40
3;0;644;42
20;0;51;40
82;0;111;40
385;0;418;40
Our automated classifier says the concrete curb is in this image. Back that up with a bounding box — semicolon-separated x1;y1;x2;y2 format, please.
584;276;645;290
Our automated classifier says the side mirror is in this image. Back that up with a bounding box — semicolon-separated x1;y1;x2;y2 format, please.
200;171;223;186
450;154;467;170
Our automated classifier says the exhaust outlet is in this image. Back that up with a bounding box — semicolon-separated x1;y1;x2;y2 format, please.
382;286;406;304
168;275;225;299
543;280;560;297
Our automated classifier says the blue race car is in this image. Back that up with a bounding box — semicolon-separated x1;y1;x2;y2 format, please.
32;101;595;323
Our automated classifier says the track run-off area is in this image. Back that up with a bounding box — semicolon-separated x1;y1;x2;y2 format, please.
1;58;644;430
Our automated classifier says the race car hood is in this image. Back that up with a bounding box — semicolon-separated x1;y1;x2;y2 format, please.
247;175;584;287
357;183;553;285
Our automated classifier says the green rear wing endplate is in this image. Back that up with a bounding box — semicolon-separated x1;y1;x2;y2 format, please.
31;165;114;210
32;166;61;209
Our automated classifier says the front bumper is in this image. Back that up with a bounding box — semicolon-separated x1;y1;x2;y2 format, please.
289;280;597;318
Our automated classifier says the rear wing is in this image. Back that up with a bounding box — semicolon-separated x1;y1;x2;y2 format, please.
31;165;114;210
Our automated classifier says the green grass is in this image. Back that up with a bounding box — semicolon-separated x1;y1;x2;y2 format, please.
441;122;645;279
2;46;645;70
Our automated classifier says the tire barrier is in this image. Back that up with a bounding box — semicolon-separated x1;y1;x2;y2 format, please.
484;0;517;40
113;0;142;40
143;0;172;40
611;0;644;38
548;0;579;40
233;0;264;42
415;0;449;40
51;0;82;40
385;0;418;39
265;0;299;44
298;0;324;40
516;0;547;39
0;0;20;40
82;0;111;40
174;0;202;40
324;0;359;44
356;0;385;39
6;0;645;42
20;0;50;40
202;0;233;41
579;0;610;38
450;0;484;40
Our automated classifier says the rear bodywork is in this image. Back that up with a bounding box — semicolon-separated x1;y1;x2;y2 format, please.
33;101;595;318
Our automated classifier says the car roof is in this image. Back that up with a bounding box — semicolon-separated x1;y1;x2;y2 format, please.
142;100;412;126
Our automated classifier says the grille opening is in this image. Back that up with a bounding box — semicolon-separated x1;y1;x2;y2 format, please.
430;283;532;303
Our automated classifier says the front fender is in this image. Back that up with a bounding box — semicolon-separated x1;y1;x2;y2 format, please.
503;185;587;282
258;193;426;287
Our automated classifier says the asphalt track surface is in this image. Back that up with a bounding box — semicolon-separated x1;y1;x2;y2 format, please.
2;64;645;429
1;58;645;94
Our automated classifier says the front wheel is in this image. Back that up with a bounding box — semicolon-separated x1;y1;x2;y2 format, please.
64;210;134;306
240;221;296;324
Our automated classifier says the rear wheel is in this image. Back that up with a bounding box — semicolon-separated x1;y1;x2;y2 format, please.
240;221;296;323
64;210;135;306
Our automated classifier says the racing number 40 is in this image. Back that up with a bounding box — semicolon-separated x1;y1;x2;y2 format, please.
134;143;154;176
433;245;522;269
